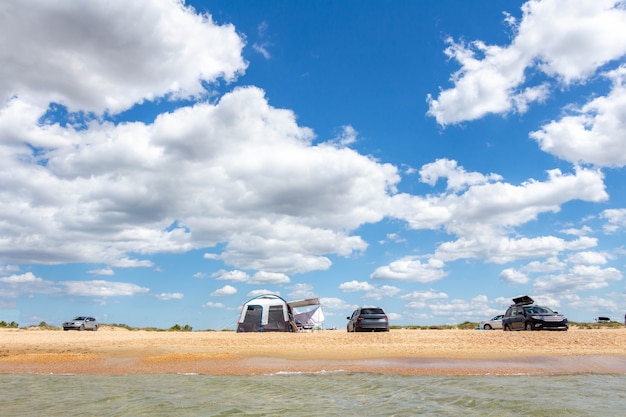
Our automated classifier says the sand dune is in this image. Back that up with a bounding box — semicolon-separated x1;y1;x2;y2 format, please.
1;327;625;375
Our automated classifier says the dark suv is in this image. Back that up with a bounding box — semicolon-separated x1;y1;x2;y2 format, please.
502;296;568;331
347;307;389;332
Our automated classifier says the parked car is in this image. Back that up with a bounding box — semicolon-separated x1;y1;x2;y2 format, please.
63;316;99;331
479;314;503;330
347;307;389;332
502;296;568;331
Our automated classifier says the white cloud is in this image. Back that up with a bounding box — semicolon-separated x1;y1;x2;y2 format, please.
601;208;626;233
401;289;448;301
338;281;401;300
62;280;150;297
247;289;281;298
567;251;608;265
329;125;358;147
419;159;502;192
370;257;447;282
437;235;597;264
88;268;115;276
531;66;626;167
534;265;622;293
211;285;237;296
427;0;626;125
389;163;607;265
392;165;607;234
288;283;316;300
203;301;226;308
499;268;529;285
319;297;353;310
0;272;43;284
428;296;492;320
522;257;566;273
212;270;250;282
156;292;184;300
0;85;399;274
339;280;375;292
560;225;593;236
249;271;290;284
0;0;246;114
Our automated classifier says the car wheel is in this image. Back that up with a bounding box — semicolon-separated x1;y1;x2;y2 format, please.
79;324;85;331
484;324;492;330
525;322;533;331
504;324;511;331
93;325;98;331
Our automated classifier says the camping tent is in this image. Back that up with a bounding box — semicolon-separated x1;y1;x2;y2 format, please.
236;294;296;332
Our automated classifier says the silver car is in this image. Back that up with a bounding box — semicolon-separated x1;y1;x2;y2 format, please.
63;316;99;331
479;314;503;330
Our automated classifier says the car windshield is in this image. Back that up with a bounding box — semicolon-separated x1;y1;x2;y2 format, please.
361;308;385;315
524;306;554;314
73;316;86;320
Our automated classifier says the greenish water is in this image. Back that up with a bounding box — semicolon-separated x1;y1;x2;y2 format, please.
2;372;625;416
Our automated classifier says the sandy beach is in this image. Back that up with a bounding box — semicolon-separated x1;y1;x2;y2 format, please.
1;327;625;375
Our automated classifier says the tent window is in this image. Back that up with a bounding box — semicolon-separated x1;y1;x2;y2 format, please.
243;305;262;324
268;305;284;323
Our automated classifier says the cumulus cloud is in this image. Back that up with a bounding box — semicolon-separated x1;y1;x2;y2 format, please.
534;265;622;293
499;268;529;285
601;208;626;233
370;257;447;282
247;289;281;298
338;280;400;300
212;270;250;282
567;251;608;265
211;285;237;296
427;296;493;321
0;84;398;274
392;163;607;234
531;66;626;167
339;280;376;292
319;297;353;311
0;0;246;114
249;271;290;284
375;162;607;275
427;0;626;125
419;159;502;192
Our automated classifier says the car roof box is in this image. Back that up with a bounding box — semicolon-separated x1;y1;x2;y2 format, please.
512;295;534;305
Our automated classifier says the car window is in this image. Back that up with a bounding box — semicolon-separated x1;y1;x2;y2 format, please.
361;308;384;315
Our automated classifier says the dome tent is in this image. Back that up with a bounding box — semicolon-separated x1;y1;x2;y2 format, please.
236;294;296;332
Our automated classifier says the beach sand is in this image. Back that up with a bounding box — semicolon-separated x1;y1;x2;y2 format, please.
1;327;625;375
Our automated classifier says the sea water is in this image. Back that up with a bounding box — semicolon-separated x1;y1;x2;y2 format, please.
1;372;625;416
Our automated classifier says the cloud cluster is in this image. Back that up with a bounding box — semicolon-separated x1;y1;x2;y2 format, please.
427;0;626;128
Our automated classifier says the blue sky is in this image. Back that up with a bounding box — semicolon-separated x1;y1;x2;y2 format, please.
2;0;626;330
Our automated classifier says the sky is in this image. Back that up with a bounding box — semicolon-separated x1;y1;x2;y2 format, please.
2;0;626;330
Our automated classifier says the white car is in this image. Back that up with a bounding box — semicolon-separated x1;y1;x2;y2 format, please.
63;316;99;331
479;314;503;330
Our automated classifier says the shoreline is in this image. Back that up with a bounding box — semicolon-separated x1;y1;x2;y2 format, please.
2;327;625;375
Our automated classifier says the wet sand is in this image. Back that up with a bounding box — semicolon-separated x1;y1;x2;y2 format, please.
1;327;625;375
